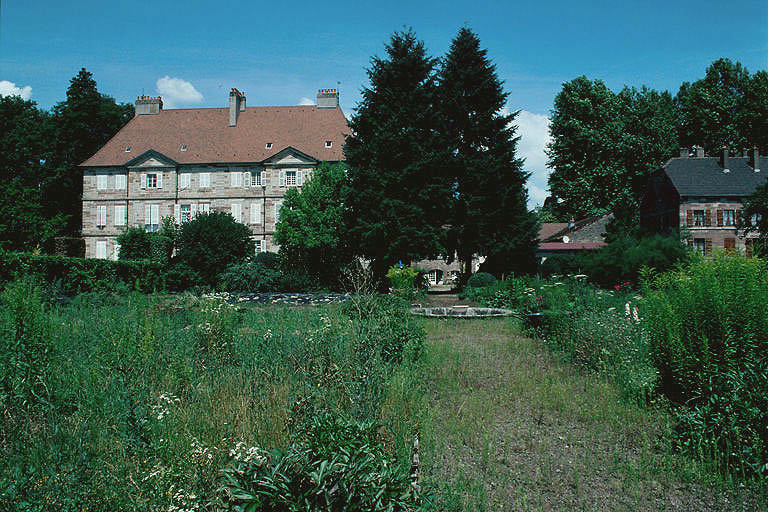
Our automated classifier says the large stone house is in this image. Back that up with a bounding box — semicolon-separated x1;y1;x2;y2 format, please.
81;88;348;259
640;147;766;254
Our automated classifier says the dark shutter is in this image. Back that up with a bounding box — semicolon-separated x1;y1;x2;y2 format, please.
686;210;693;227
724;238;736;253
717;209;723;227
705;238;712;255
705;210;712;227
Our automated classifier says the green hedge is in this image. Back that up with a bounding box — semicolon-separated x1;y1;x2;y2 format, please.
0;250;166;295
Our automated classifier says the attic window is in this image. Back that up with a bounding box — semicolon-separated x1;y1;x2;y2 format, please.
265;142;273;149
180;144;187;152
125;145;131;152
325;141;333;148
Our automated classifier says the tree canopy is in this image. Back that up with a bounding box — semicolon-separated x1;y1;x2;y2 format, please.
343;29;453;281
439;27;538;276
274;162;352;287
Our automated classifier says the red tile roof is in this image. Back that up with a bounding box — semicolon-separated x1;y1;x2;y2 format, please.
81;105;350;167
538;223;569;241
538;242;606;251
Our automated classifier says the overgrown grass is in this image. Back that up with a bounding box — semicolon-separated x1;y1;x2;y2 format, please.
0;284;424;510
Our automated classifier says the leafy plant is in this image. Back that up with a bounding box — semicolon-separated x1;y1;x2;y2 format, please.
465;272;496;289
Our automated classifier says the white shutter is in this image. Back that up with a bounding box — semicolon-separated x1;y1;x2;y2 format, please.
274;202;282;222
174;204;181;223
179;174;189;189
231;171;240;187
116;174;126;190
279;170;285;186
199;172;209;188
96;241;107;259
151;205;160;225
231;203;241;223
144;204;151;226
251;202;261;224
113;243;121;260
190;204;198;217
297;170;303;186
114;205;126;226
141;174;147;189
201;203;210;214
260;171;266;186
243;171;250;188
157;172;163;189
97;175;107;190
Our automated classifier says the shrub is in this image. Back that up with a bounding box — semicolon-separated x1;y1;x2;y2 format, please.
465;271;497;288
220;414;419;510
386;265;419;290
175;211;254;287
579;234;687;287
218;260;281;293
642;254;768;478
116;227;152;260
540;254;580;276
0;250;165;295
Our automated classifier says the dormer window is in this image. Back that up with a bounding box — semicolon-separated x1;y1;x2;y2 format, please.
325;141;333;148
265;142;273;149
125;145;131;152
180;144;187;152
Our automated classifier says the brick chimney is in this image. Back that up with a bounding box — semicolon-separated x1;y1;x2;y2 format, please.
749;147;761;172
694;145;705;158
229;88;246;127
135;95;163;115
317;89;339;109
720;146;730;171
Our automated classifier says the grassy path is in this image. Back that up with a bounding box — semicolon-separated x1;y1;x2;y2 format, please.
416;318;759;511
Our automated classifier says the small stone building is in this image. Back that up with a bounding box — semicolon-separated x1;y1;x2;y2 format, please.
80;88;348;259
640;147;766;255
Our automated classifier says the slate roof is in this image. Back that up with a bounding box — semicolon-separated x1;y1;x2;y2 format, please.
538;223;568;241
661;156;768;197
81;105;349;167
539;214;612;244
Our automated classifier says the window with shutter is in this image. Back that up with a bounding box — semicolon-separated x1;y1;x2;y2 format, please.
144;204;151;227
199;203;209;214
114;205;126;226
704;210;712;227
199;173;210;188
275;201;283;222
260;171;266;186
231;171;242;188
693;210;704;227
96;205;107;227
115;174;126;190
141;174;147;189
686;210;693;227
231;203;242;223
693;238;705;253
297;170;303;186
97;175;108;190
285;170;297;186
174;204;181;223
279;170;286;186
243;171;250;187
717;209;723;227
180;173;190;189
250;202;262;224
96;241;107;259
191;204;198;217
157;173;163;188
150;205;160;231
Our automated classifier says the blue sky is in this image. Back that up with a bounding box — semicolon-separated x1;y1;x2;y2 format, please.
1;0;766;205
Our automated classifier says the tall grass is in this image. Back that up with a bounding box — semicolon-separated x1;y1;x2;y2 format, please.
0;283;425;510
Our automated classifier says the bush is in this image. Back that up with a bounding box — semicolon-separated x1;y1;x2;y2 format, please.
0;250;165;295
465;272;497;288
175;211;254;287
579;234;687;287
540;254;580;276
642;254;768;478
218;260;281;293
386;265;419;290
116;227;152;260
220;414;419;510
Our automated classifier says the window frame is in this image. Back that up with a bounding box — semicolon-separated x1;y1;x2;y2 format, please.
146;173;158;188
693;210;705;227
285;170;297;187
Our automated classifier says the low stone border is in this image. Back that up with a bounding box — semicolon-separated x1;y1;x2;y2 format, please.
204;292;349;306
409;306;514;318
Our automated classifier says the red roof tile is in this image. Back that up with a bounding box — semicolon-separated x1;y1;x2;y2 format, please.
538;242;606;251
81;105;350;167
538;223;568;241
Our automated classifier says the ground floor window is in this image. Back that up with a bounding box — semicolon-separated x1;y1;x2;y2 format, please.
693;238;705;254
180;204;191;223
96;240;107;259
427;269;443;285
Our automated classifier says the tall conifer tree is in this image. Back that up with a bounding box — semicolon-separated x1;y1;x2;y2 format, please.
343;30;452;281
439;27;538;277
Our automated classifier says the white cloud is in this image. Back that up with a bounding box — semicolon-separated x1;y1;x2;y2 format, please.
0;80;32;100
513;109;552;209
155;76;203;108
298;97;315;106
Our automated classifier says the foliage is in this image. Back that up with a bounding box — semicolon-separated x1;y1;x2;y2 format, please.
439;27;539;277
741;180;768;245
116;227;152;260
539;254;580;277
464;271;496;289
578;234;688;287
275;162;353;288
675;58;768;154
45;68;134;234
0;276;53;411
343;29;453;282
386;265;419;290
0;249;165;295
220;414;418;511
0;290;422;510
0;96;66;251
642;254;768;478
175;211;254;287
546;77;678;219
